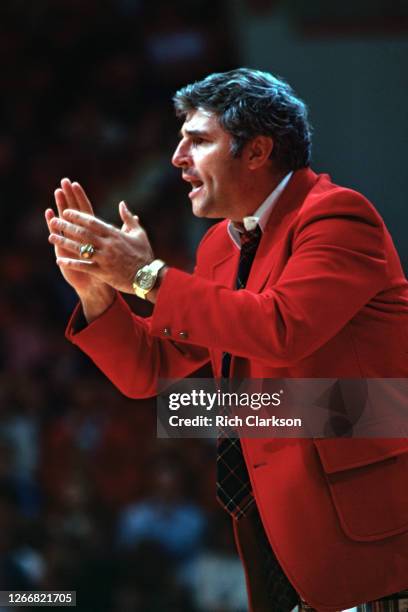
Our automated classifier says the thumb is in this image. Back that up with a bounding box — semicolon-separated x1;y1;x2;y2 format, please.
119;200;139;229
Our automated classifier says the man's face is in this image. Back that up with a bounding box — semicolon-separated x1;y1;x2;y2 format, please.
172;109;250;220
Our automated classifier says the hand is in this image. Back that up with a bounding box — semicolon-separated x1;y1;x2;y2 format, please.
46;179;115;322
45;179;112;297
48;200;155;294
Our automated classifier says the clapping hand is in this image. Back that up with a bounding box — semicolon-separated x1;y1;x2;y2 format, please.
46;180;154;296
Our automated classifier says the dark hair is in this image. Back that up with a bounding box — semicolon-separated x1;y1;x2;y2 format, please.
173;67;312;172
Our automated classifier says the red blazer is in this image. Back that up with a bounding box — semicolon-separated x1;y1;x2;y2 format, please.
67;168;408;611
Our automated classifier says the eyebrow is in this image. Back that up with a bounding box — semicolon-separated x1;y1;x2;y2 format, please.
178;128;211;139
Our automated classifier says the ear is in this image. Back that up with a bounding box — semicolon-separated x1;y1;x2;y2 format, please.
245;136;274;170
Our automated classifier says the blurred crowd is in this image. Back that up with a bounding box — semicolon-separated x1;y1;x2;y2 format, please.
0;1;250;610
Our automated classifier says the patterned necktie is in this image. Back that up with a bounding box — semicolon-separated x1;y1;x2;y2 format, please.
216;225;301;612
216;225;262;517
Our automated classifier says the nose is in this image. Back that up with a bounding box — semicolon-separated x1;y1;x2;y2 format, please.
172;139;191;168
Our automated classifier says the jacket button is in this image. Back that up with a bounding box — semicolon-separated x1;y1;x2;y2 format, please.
163;327;171;336
179;330;188;339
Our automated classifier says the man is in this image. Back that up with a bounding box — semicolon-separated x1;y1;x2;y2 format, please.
45;69;408;611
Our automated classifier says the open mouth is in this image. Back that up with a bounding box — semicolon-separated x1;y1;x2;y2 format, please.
189;179;204;198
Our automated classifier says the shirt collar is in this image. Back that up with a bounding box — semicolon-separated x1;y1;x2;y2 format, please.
228;171;293;248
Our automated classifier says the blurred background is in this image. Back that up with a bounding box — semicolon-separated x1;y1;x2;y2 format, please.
0;0;407;610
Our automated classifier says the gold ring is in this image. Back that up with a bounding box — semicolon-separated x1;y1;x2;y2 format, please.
79;243;95;259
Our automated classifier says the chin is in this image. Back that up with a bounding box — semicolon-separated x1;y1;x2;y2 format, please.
192;208;223;219
192;199;224;219
192;201;211;218
191;204;207;218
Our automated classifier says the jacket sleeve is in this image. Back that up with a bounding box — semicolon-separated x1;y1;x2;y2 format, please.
150;193;388;366
66;292;209;398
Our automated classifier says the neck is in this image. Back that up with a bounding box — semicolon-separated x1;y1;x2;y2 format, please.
231;170;287;222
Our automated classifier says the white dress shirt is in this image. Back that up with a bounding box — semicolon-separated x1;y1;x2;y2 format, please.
228;171;293;249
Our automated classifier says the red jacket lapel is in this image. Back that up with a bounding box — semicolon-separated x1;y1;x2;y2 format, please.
247;167;320;293
209;167;321;293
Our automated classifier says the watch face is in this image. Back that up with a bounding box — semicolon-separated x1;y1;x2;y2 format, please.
136;269;154;290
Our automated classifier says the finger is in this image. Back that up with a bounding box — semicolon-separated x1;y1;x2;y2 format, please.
62;209;113;238
48;232;88;257
71;181;95;215
46;209;64;244
54;188;69;220
60;177;79;210
46;210;67;257
45;208;55;234
56;257;97;271
119;201;139;229
49;216;104;247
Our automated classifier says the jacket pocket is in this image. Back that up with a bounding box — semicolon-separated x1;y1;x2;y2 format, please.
314;438;408;541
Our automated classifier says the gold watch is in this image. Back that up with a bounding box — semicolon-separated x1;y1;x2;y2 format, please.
132;259;166;299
